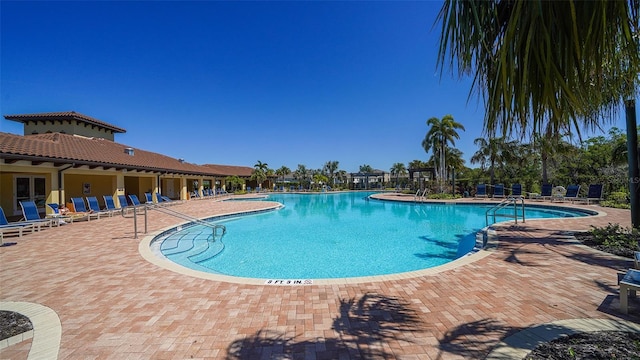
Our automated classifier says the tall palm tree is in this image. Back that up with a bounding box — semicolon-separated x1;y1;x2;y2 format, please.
470;137;516;185
422;114;465;192
265;168;275;190
408;160;428;170
437;0;640;225
275;166;291;189
252;160;269;189
390;162;407;188
359;164;374;189
323;161;340;186
336;170;348;188
531;129;575;184
293;164;308;189
444;148;466;173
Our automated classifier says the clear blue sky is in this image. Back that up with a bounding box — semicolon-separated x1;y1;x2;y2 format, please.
0;1;631;173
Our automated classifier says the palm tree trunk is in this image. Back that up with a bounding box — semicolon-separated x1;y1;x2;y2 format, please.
541;154;549;184
626;99;640;228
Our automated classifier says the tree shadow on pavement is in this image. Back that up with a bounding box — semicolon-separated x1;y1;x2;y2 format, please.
225;293;422;359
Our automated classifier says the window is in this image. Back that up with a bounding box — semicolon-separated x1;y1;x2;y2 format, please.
13;175;47;215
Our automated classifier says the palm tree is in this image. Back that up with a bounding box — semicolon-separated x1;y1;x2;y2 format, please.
252;160;269;189
444;148;465;173
422;114;465;192
313;173;329;190
437;0;640;225
265;168;275;190
358;164;374;189
408;159;430;189
336;170;348;188
293;164;308;190
470;137;516;185
323;161;340;186
390;162;407;188
275;166;291;189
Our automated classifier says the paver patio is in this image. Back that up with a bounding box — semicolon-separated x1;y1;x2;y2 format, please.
1;194;638;359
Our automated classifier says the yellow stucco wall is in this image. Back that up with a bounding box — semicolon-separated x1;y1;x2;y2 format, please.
63;174;116;207
0;165;54;216
24;120;115;141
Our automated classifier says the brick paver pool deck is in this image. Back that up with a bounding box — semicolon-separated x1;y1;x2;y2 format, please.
1;193;638;359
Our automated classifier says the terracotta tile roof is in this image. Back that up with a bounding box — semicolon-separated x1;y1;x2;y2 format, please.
202;164;254;177
4;111;127;133
0;132;246;177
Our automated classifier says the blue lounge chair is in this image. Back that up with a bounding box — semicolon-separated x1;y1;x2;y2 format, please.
475;184;487;198
128;194;142;206
117;195;129;208
86;196;113;217
533;184;553;201
70;197;101;220
144;193;155;204
19;200;55;228
562;185;581;202
156;193;177;205
493;184;505;198
104;195;121;212
511;184;523;198
0;206;37;239
575;184;604;205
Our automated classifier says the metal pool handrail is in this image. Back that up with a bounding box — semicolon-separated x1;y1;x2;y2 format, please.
121;203;226;240
485;196;526;226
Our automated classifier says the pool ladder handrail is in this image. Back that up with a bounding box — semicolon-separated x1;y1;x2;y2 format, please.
414;189;429;202
121;203;226;240
485;196;526;226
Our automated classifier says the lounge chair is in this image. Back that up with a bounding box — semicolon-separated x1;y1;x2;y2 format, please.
533;184;553;201
86;196;114;217
0;206;37;239
561;185;581;202
156;193;178;205
128;194;142;206
46;203;91;223
104;195;121;212
475;184;488;198
574;184;604;205
493;184;505;198
19;200;55;228
117;195;129;208
511;184;523;198
70;198;101;220
144;192;155;204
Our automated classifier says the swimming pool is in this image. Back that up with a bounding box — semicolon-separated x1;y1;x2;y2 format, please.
153;192;594;280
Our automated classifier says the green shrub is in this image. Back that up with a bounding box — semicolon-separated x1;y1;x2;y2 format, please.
426;193;462;200
608;191;629;203
600;200;631;209
589;223;640;249
601;191;631;209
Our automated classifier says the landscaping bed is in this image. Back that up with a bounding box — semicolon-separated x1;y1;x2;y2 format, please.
525;224;639;359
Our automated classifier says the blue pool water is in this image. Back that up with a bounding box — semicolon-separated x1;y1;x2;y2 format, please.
158;192;593;279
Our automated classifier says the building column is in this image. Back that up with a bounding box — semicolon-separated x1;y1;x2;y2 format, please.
115;173;125;207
